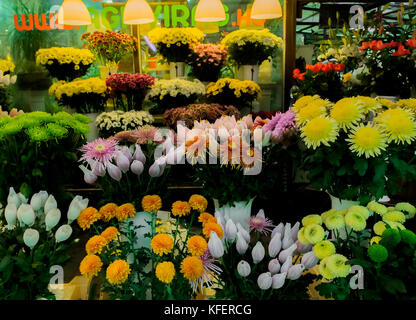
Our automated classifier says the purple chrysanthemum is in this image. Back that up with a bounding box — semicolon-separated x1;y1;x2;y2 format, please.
264;109;296;143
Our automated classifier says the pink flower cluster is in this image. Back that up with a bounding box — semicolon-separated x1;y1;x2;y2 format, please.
106;73;155;94
188;43;228;68
263;109;296;144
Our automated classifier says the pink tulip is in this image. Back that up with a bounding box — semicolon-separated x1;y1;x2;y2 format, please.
287;264;305;280
91;162;106;177
268;259;281;274
281;255;293;273
131;160;144;175
116;151;130;173
272;273;287;289
79;165;97;185
133;145;146;164
149;162;161;177
107;163;122;181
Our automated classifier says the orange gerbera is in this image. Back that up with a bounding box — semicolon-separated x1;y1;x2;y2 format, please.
101;226;120;243
151;233;174;256
187;236;208;256
142;195;162;212
202;222;223;239
79;255;103;278
180;256;204;281
86;235;108;255
188;195;208;213
115;203;136;221
171;201;192;217
77;207;100;230
99;203;118;222
198;212;217;225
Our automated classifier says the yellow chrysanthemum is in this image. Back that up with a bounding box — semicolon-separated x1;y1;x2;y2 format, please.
395;202;416;219
321;209;337;223
355;96;381;113
346;124;387;158
189;195;208;213
325;214;345;230
142;195;162;212
171;201;192;217
302;214;322;227
293;95;320;113
370;236;382;245
187;236;208;257
313;240;336;259
198;212;217;225
347;205;370;220
106;260;131;285
297;227;310;245
330;97;365;130
377;98;396;109
151;234;174;256
115;203;136;221
85;235;108;255
367;201;388;216
326;254;351;278
304;224;325;244
319;256;335;280
295;99;328;124
373;221;387;236
101;226;120;243
180;256;204;281
383;220;406;231
382;211;406;224
99;203;118;222
77;207;100;230
344;211;366;231
301;117;339;149
377;110;416;144
202;222;223;239
79;255;103;278
156;261;176;284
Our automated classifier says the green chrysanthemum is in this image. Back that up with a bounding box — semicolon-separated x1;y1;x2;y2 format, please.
348;205;370;220
324;214;345;230
0;120;24;136
382;211;406;224
313;240;336;259
344;211;366;231
400;229;416;246
73;113;92;124
302;214;322;227
326;254;351;278
367;201;388;216
380;228;401;248
297;227;310;245
319;257;335;280
46;123;69;139
26;126;52;142
373;221;387;236
321;209;337;223
395;202;416;219
304;224;325;244
367;244;388;263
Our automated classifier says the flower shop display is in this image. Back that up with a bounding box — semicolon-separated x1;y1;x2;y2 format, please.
0;57;15;75
106;73;155;112
147;79;205;113
221;29;283;82
163;104;240;129
294;95;416;204
206;78;261;110
186;43;228;83
296;201;416;300
0;188;89;300
215;209;316;300
293;62;346;102
0;112;90;204
95;110;154;138
35;47;95;81
0;70;17;111
49;78;108;114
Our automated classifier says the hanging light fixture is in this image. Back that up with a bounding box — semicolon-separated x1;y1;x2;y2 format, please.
123;0;155;25
195;0;226;22
58;0;91;25
251;0;283;20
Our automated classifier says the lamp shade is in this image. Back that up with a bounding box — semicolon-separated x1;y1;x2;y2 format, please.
195;0;226;22
251;0;283;20
58;0;91;25
124;0;155;25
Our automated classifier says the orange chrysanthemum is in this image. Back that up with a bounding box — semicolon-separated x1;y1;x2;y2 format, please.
171;201;192;217
180;256;204;281
101;226;120;243
77;207;100;230
99;203;118;222
151;233;174;256
79;255;103;278
115;203;136;221
86;235;108;255
142;195;162;212
187;236;208;256
198;212;217;225
106;260;131;285
202;222;223;239
155;261;175;284
189;195;208;213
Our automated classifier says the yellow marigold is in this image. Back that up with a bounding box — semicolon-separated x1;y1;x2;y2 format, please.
86;235;108;255
171;201;191;217
115;203;136;221
180;256;204;281
189;195;208;213
79;255;103;278
151;233;174;256
77;207;100;230
142;195;162;212
202;222;223;239
187;236;208;256
155;261;176;284
101;226;120;243
99;203;118;222
106;260;131;285
198;212;217;225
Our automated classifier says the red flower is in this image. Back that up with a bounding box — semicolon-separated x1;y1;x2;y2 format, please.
333;64;345;72
392;45;411;56
321;63;332;73
388;41;401;48
360;42;370;50
405;39;416;49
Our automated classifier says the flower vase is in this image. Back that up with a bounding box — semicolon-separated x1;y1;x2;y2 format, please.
170;62;186;79
213;198;255;231
124;211;155;250
99;63;119;80
237;65;259;83
85;113;99;142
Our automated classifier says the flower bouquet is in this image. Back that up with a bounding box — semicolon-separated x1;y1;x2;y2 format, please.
0;188;89;300
147;79;205;113
0;70;17;111
187;43;228;82
36;47;95;81
95;110;154;138
49;78;108;113
163;103;240;129
106;73;155;111
206;78;261;110
294;95;416;204
148;28;205;63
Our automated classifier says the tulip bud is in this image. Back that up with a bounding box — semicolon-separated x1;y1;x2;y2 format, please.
133;145;146;164
45;208;61;231
149;162;161;177
257;272;272;290
271;223;284;240
67;196;89;224
237;223;250;243
37;191;49;209
208;231;224;258
272;272;287;289
107;163;122;181
5;203;17;229
296;240;313;254
281;255;293;273
301;251;319;269
30;193;43;211
7;187;21;208
287;264;305;280
268;259;281;274
166;148;176;165
290;222;300;242
279;243;297;263
55;225;73;243
268;232;282;258
91;162;106;177
79;165;98;185
214;211;222;225
236;233;249;255
256;209;265;219
252;241;265;264
282;233;294;250
225;219;237;240
237;260;251;277
120;146;132;162
23;228;39;249
18;193;28;205
131;160;144;175
44;195;57;214
115;151;130;173
19;204;35;227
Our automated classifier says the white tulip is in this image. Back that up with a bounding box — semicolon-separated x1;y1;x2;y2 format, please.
268;259;281;274
44;195;57;214
278;243;297;263
45;208;61;231
236;233;249;255
287;264;305;280
225;219;237;240
5;203;17;229
23;228;39;249
237;260;251;277
208;231;224;258
30;193;43;211
237;223;250;243
252;241;265;264
18;193;28;205
281;255;293;273
7;187;21;208
301;251;319;269
272;272;287;289
20;204;35;227
257;272;272;290
271;223;284;240
290;222;300;242
55;225;73;243
268;232;282;258
256;209;265;219
67;196;88;224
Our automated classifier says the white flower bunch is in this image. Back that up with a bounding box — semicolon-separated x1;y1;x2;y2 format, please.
96;110;154;132
0;71;17;88
318;44;364;64
148;79;205;100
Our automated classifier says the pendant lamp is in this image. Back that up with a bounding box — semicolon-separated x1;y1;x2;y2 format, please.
195;0;226;22
58;0;91;25
123;0;155;25
251;0;283;20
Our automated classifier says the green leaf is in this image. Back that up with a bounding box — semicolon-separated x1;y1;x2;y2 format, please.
381;275;407;296
32;168;43;177
353;158;368;176
336;166;347;176
19;183;31;199
0;256;12;272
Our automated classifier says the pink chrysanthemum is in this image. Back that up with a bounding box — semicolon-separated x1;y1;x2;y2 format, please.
190;250;222;293
114;125;165;145
80;138;119;167
264;109;296;144
247;216;275;235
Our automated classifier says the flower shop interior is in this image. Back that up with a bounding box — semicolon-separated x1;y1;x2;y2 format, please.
1;0;416;303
